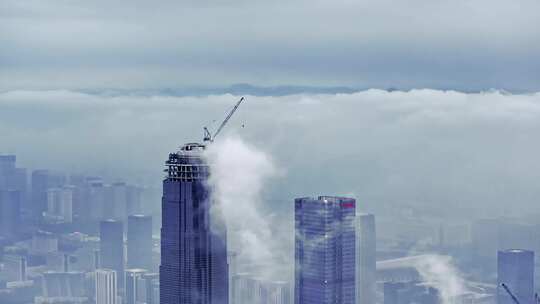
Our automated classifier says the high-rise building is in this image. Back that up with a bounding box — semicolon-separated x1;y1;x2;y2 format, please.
0;155;16;190
31;230;58;254
228;251;239;304
100;220;125;289
0;255;27;282
231;273;258;304
125;269;147;304
95;249;101;269
383;282;404;304
0;156;27;221
75;176;100;224
295;196;356;304
0;190;21;238
20;256;27;281
356;214;376;304
127;214;153;271
41;271;86;298
497;249;534;304
160;143;228;304
89;181;105;221
0;154;24;184
45;186;74;223
232;274;291;304
31;169;50;222
96;268;118;304
263;281;291;304
31;170;65;222
127;185;143;216
109;182;128;221
143;273;159;304
68;175;86;223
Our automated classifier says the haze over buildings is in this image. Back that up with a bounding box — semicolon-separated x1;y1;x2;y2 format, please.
2;91;540;304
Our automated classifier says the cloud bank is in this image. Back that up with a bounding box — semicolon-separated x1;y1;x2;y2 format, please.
2;89;540;219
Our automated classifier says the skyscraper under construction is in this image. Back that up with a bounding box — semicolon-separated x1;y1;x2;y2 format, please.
160;143;228;304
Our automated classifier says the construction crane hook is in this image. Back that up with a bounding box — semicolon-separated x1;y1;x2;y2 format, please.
203;97;245;143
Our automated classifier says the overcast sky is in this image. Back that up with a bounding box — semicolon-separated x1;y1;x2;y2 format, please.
1;0;539;91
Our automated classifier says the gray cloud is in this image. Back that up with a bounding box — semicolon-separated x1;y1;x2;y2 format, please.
1;0;539;90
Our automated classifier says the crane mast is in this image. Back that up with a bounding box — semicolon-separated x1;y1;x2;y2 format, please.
203;97;244;143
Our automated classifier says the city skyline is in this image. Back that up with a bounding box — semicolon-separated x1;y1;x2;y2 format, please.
1;130;539;304
2;1;539;304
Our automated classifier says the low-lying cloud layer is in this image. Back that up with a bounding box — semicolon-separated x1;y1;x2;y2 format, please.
2;89;540;219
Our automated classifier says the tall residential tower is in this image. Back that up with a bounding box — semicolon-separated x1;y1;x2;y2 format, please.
160;143;228;304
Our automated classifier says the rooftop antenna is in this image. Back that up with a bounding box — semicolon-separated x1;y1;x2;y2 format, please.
203;97;245;143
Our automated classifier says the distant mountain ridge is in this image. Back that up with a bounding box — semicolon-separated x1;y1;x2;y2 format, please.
77;84;517;97
79;84;375;97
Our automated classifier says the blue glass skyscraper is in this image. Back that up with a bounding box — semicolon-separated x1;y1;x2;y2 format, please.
295;196;356;304
160;143;228;304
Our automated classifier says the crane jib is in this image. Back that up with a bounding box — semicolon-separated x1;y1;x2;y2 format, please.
203;97;245;143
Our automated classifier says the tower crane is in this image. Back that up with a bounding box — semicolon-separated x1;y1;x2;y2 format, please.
501;283;521;304
203;97;245;143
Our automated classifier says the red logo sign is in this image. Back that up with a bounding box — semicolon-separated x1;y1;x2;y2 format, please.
341;202;355;208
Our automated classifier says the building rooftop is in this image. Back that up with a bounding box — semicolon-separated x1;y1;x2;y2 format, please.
125;268;147;274
503;249;533;253
179;142;206;154
164;142;209;181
